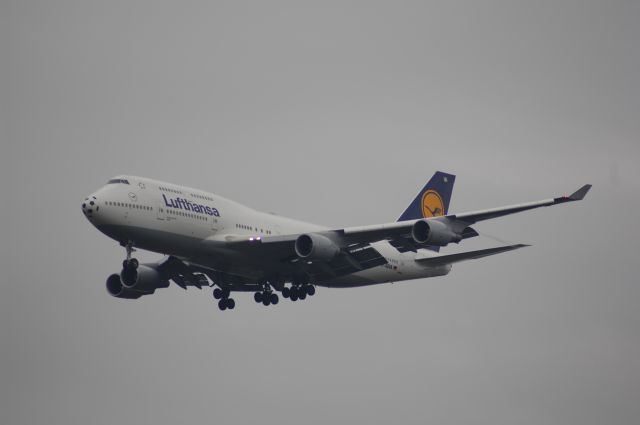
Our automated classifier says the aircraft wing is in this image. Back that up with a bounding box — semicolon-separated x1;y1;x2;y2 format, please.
203;184;590;279
336;184;591;251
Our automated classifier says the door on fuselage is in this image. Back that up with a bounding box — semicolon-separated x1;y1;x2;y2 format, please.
211;216;219;232
156;202;166;221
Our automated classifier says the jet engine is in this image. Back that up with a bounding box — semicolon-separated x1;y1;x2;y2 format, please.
120;265;169;291
295;233;340;260
106;273;153;299
107;264;170;299
411;219;461;246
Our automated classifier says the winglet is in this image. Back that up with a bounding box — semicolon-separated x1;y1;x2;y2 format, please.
569;184;592;201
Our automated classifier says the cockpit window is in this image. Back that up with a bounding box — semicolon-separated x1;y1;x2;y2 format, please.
107;178;130;185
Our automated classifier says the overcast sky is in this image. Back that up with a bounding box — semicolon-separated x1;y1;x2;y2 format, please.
2;1;639;424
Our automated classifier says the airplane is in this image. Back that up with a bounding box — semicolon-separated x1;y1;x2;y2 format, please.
81;172;591;311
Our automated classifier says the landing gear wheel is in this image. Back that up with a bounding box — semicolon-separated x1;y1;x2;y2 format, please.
254;292;263;303
262;297;271;306
298;291;307;300
290;292;298;302
213;288;223;299
218;299;227;310
281;287;290;298
270;293;279;305
226;298;235;310
306;285;315;296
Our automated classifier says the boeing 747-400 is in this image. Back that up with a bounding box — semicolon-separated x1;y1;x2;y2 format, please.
81;172;590;310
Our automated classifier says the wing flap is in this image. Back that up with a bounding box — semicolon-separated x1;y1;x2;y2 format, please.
291;244;388;280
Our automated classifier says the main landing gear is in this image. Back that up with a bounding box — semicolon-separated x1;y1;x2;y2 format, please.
213;287;235;311
254;282;279;306
281;284;315;302
120;241;139;285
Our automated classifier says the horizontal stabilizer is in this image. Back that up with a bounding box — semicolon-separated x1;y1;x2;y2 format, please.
416;244;529;267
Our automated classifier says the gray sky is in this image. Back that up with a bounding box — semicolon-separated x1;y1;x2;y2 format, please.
2;1;639;424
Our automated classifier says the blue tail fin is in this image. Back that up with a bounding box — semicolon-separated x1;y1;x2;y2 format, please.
397;171;456;252
398;171;455;221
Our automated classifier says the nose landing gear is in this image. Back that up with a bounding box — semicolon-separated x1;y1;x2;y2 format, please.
120;241;139;285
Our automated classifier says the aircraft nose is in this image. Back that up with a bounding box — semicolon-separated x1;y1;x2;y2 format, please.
81;195;99;219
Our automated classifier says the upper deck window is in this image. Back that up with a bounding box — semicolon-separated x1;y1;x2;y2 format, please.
107;178;130;185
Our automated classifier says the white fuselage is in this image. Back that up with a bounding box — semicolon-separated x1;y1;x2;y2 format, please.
83;175;451;288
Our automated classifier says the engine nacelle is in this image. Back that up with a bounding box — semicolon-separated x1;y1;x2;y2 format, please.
106;273;154;299
120;265;170;291
294;233;340;260
411;219;461;246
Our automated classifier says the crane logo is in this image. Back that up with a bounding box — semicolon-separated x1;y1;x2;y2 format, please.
421;190;445;218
